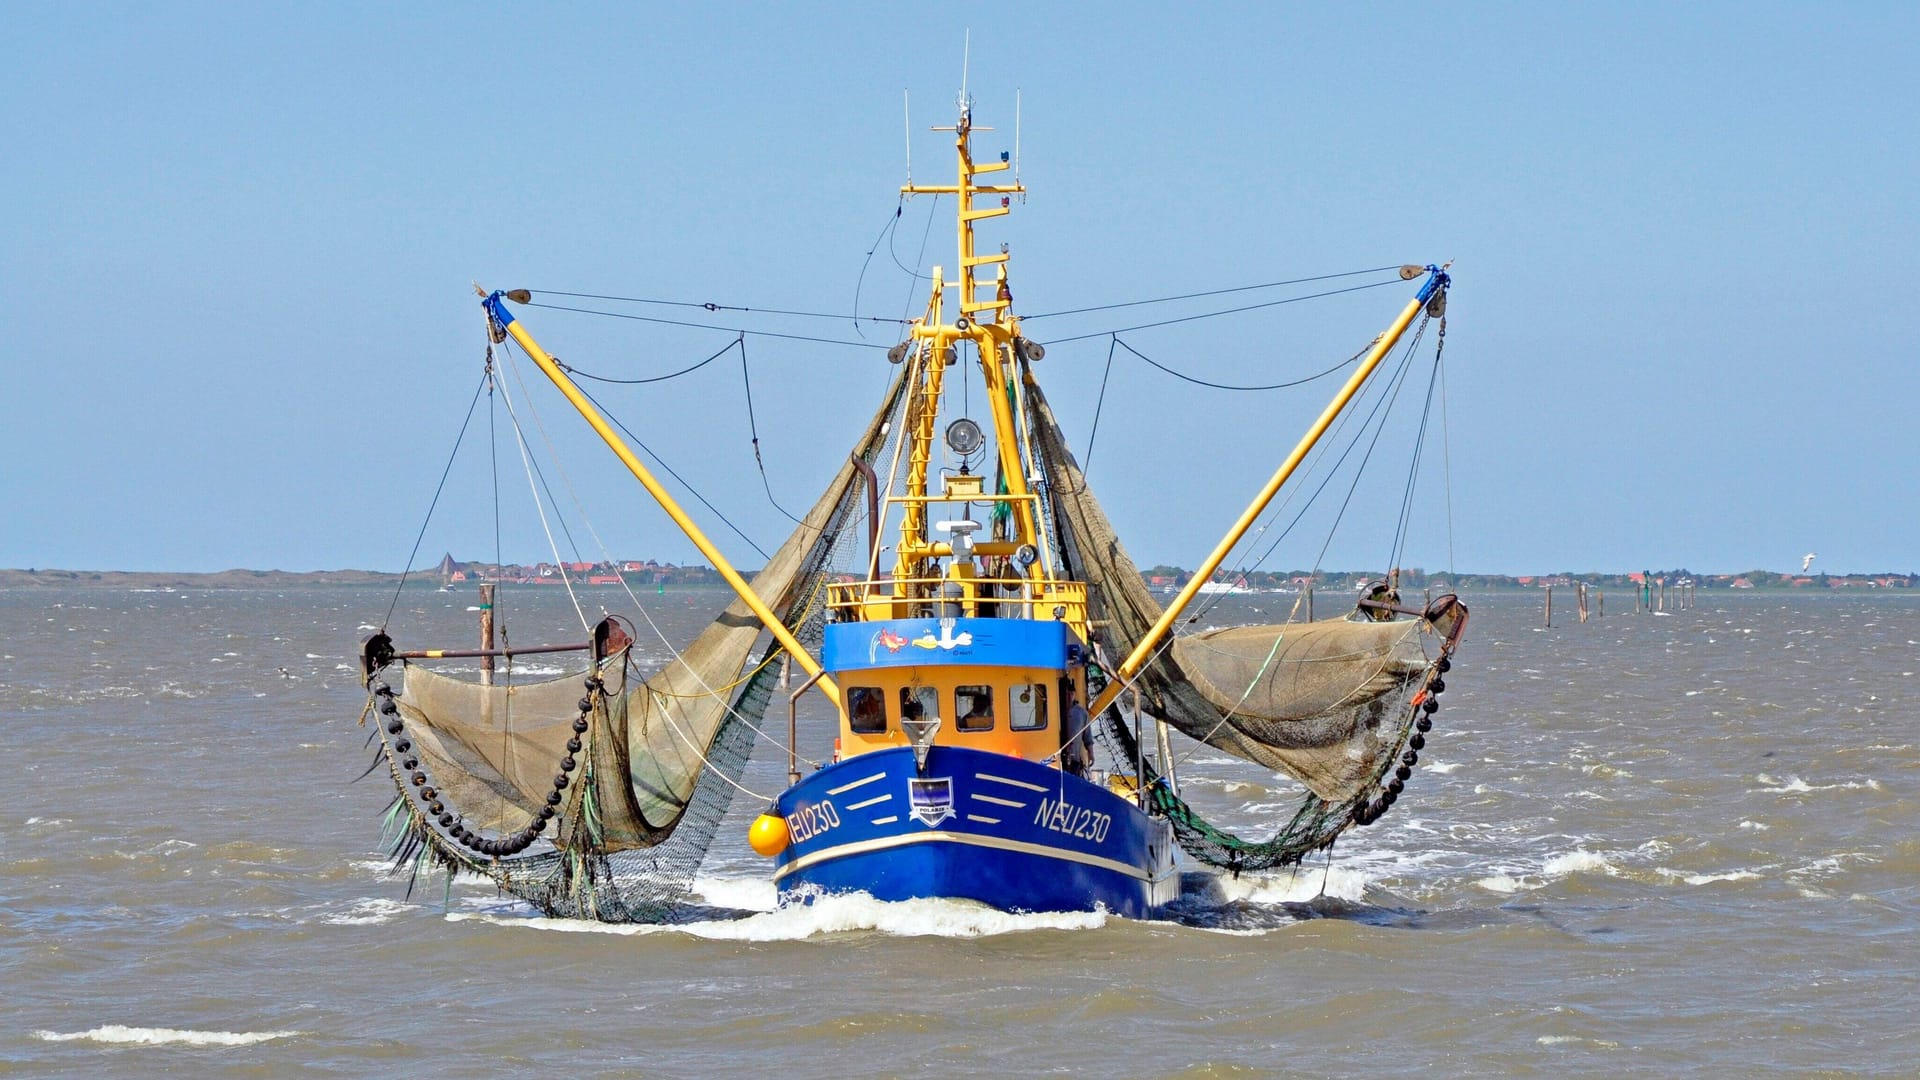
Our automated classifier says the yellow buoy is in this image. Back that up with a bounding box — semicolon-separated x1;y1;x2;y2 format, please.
748;812;790;857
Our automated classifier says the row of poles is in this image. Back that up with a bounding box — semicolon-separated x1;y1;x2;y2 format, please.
1542;576;1697;627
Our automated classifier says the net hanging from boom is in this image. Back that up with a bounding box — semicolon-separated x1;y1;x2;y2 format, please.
1022;370;1465;870
362;369;909;921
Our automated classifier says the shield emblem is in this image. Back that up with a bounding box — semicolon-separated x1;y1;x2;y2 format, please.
908;777;954;828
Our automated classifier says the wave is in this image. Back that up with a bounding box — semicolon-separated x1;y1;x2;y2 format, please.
33;1025;300;1047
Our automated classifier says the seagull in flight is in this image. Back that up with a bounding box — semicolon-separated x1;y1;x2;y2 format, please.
1801;552;1817;572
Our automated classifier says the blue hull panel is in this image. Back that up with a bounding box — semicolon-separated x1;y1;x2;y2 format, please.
771;746;1177;918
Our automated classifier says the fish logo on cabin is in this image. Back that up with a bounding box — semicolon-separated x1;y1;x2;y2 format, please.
870;628;910;662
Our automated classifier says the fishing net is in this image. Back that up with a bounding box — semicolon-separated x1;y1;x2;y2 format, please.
1025;372;1465;869
362;369;909;920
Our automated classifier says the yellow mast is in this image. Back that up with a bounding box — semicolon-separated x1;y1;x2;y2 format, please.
479;289;841;709
1086;269;1449;718
890;101;1038;584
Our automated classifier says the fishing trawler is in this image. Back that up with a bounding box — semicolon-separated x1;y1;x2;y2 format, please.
357;97;1466;921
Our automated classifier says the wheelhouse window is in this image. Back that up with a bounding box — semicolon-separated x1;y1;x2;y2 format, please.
1009;683;1048;731
899;686;940;729
847;686;886;734
955;686;995;732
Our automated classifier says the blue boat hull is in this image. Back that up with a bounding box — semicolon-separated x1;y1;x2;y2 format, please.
771;746;1178;918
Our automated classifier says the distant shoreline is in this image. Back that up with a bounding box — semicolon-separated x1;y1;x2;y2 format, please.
2;566;1911;592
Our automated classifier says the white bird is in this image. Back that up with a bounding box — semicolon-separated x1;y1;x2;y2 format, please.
1801;553;1817;572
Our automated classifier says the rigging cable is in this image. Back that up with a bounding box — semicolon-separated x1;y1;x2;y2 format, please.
1042;278;1405;345
1191;318;1429;624
1022;265;1406;320
739;335;806;525
526;290;908;326
570;379;773;561
1387;330;1448;575
1436;320;1455;577
522;301;885;350
850;203;905;337
556;337;741;385
899;194;941;317
383;367;491;630
1114;336;1368;393
1082;335;1119;476
492;348;591;631
1308;318;1431;575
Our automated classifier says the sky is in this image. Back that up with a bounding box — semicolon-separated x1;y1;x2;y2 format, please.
5;3;1917;577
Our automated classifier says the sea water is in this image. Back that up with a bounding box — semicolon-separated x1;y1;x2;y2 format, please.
0;585;1914;1076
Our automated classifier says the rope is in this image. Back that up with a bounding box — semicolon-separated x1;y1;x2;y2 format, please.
383;368;491;630
558;337;741;385
1388;332;1447;574
850;203;904;337
1309;319;1429;574
740;335;805;525
1082;336;1118;476
524;301;886;350
1437;321;1455;576
1115;336;1368;393
573;381;772;562
493;349;590;631
1041;278;1406;345
525;289;908;326
1022;265;1406;320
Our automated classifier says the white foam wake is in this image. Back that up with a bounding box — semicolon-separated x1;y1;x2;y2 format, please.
33;1025;300;1047
450;888;1107;941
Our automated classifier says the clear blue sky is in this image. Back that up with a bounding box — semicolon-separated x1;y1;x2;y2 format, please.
6;3;1916;577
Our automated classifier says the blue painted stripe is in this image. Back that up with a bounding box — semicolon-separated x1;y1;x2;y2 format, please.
823;618;1067;672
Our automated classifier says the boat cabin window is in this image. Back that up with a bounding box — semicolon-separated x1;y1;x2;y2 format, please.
847;686;886;734
899;686;939;727
1009;683;1048;731
955;686;995;732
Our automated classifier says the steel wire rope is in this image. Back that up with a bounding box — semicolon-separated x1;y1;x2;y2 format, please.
1114;337;1369;393
497;346;812;778
1081;336;1119;475
899;195;940;320
566;378;773;563
739;335;806;525
850;203;906;337
1307;319;1431;575
1021;265;1406;320
554;337;743;386
383;368;491;630
1041;278;1405;345
522;301;887;350
1190;320;1429;626
1178;338;1392;623
524;289;909;326
491;348;591;632
504;354;820;780
1438;326;1456;577
1386;340;1448;577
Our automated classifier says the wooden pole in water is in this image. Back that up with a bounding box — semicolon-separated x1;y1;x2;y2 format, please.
1598;590;1605;617
479;582;496;687
1545;584;1553;628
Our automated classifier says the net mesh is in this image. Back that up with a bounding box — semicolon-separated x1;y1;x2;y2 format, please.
367;369;908;920
1024;371;1461;868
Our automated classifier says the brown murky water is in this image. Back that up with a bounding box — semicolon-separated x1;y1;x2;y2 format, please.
2;584;1914;1076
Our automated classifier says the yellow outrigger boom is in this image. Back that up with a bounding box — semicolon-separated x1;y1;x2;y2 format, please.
478;287;841;709
1086;265;1450;720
